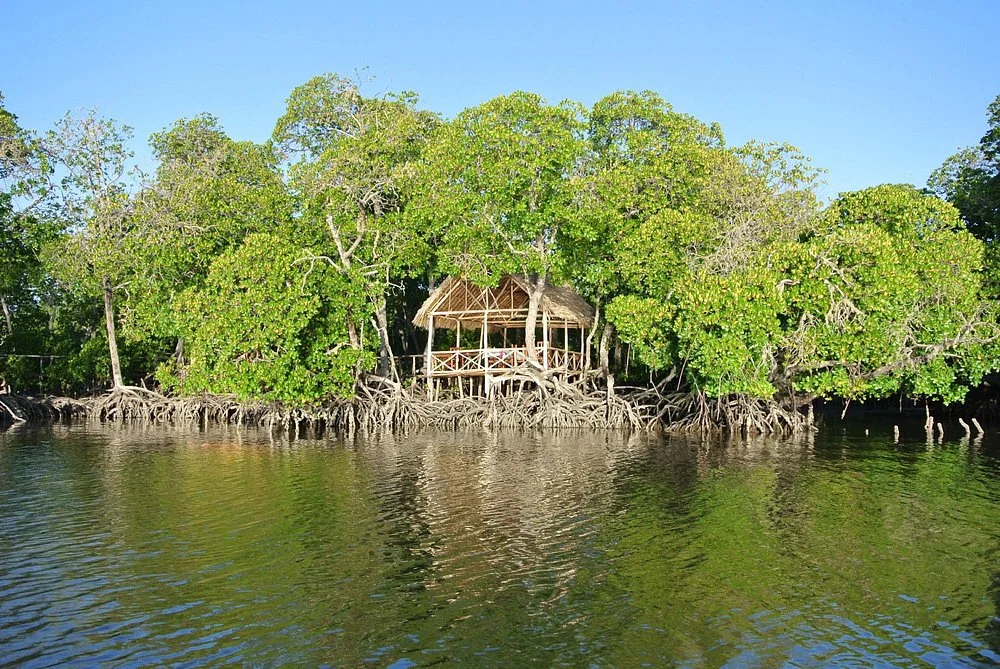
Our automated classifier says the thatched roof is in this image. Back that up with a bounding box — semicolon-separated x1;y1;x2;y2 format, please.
413;275;595;330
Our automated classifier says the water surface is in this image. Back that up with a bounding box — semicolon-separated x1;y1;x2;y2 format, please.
1;421;999;667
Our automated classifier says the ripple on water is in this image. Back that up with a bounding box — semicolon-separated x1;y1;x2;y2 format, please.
1;421;999;666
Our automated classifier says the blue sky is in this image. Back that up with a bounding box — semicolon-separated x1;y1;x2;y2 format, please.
2;0;996;200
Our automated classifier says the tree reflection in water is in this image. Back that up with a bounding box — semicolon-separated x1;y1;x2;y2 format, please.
0;422;998;666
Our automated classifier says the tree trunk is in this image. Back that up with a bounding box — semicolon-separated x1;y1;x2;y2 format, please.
102;276;124;389
599;321;614;378
174;337;185;365
348;320;360;348
602;322;616;414
0;296;11;337
373;296;397;380
584;298;601;370
404;319;420;356
523;274;546;363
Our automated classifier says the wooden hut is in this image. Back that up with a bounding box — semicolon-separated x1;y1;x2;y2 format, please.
413;275;595;383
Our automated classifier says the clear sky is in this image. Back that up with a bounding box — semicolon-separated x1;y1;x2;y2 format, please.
2;0;997;200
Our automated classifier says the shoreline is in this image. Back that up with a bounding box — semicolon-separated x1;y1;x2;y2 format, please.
4;387;988;440
0;384;811;436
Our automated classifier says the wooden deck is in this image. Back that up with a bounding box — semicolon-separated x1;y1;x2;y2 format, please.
427;346;585;378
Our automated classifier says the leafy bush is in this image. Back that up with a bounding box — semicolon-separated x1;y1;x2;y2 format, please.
159;233;373;403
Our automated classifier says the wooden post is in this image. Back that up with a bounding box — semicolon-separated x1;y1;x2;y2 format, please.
456;320;461;348
542;310;549;369
425;314;435;386
482;310;488;371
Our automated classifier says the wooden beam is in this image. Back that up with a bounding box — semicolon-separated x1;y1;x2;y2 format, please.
542;310;549;369
425;314;435;385
432;308;528;316
482;308;489;370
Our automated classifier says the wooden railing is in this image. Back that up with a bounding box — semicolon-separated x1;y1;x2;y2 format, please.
424;346;585;378
545;348;585;371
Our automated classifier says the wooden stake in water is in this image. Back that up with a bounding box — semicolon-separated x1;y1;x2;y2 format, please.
958;418;971;438
893;425;900;442
971;418;985;436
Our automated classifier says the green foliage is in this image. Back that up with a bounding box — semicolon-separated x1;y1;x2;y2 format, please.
605;296;677;371
161;234;373;403
411;91;586;285
273;73;439;279
928;94;1000;241
825;183;961;235
0;92;61;388
127;114;293;340
929;93;1000;296
273;74;439;376
571;90;725;299
612;185;994;404
0;287;165;395
0;90;53;205
590;91;826;394
609;269;784;397
0;208;56;301
48;112;134;252
3;78;997;412
614;209;715;297
781;217;990;403
0;91;57;343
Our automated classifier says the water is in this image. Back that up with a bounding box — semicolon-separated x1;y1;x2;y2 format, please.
1;421;999;667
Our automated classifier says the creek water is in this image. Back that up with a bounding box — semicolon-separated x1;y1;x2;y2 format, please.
1;420;999;667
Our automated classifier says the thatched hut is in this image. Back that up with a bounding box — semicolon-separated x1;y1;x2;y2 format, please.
413;275;595;381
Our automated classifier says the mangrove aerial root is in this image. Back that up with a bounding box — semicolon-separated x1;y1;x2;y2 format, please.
2;376;810;437
0;394;87;427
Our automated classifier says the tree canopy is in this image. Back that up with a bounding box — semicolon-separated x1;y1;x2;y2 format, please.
272;73;439;378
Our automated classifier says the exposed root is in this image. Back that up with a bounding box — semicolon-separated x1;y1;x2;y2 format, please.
651;391;808;436
2;379;809;437
0;394;88;427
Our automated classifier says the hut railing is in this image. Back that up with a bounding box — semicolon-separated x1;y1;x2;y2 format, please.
545;348;585;372
419;346;584;378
